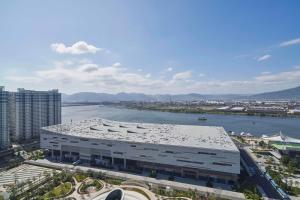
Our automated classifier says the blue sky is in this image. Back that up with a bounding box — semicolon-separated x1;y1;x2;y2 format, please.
1;0;300;94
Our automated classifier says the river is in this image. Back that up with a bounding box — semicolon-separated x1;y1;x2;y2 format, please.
62;105;300;139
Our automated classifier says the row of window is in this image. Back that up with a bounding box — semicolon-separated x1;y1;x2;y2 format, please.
212;162;232;166
177;159;204;165
177;159;233;166
46;138;230;161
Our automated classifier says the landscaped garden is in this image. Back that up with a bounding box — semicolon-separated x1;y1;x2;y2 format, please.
104;177;125;185
8;167;237;200
79;179;103;194
74;172;88;182
43;182;73;199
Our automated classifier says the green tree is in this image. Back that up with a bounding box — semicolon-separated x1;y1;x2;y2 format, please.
281;156;290;166
258;141;266;148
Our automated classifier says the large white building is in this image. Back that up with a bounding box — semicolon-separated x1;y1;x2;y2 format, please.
41;118;240;184
0;87;61;148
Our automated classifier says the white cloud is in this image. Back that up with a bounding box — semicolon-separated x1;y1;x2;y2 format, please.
198;73;206;77
261;71;271;75
51;41;102;54
167;67;173;72
5;60;300;94
5;76;42;83
257;54;271;62
172;71;192;80
112;62;122;67
279;38;300;47
255;69;300;83
78;64;99;72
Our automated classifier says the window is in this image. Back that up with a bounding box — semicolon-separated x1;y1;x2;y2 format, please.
177;159;203;164
106;144;112;147
53;137;58;139
213;162;232;166
43;138;47;140
158;154;167;157
198;151;216;155
80;138;89;141
50;142;58;144
91;143;98;145
113;152;123;155
165;150;174;154
130;145;136;147
144;148;158;151
70;141;78;143
61;138;68;140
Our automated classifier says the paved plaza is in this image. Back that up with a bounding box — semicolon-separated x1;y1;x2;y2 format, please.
0;164;53;187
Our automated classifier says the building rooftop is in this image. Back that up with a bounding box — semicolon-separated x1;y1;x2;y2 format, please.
262;133;300;144
42;118;238;151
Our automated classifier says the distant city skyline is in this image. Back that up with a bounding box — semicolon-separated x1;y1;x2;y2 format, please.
1;0;300;94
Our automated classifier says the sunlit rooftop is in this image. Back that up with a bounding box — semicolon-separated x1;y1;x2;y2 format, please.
42;118;238;151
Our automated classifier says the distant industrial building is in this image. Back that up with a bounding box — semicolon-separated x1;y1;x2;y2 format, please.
246;106;287;114
41;119;240;184
0;87;61;148
230;107;245;112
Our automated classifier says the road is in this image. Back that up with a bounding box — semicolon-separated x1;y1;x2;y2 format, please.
239;148;283;199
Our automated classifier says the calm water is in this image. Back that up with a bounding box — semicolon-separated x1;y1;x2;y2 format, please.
62;105;300;139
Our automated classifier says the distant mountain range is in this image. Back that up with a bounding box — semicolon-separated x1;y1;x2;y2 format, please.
62;86;300;102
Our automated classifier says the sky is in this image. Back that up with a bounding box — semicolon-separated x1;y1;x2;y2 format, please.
0;0;300;94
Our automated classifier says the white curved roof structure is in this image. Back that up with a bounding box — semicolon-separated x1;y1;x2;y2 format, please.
262;132;300;144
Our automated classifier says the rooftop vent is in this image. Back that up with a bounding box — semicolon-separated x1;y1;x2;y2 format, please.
90;127;101;131
137;125;146;129
108;129;118;132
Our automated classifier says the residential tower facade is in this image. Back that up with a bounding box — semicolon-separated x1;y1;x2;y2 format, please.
0;87;61;148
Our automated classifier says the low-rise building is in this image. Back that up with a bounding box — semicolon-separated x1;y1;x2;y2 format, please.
262;133;300;161
41;118;240;184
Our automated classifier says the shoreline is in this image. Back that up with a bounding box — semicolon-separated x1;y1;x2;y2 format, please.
101;104;300;119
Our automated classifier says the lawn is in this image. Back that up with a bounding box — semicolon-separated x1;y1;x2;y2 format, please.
43;182;72;199
74;173;88;182
104;178;125;185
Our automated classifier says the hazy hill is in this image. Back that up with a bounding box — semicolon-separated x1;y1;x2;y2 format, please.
62;86;300;102
250;86;300;100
